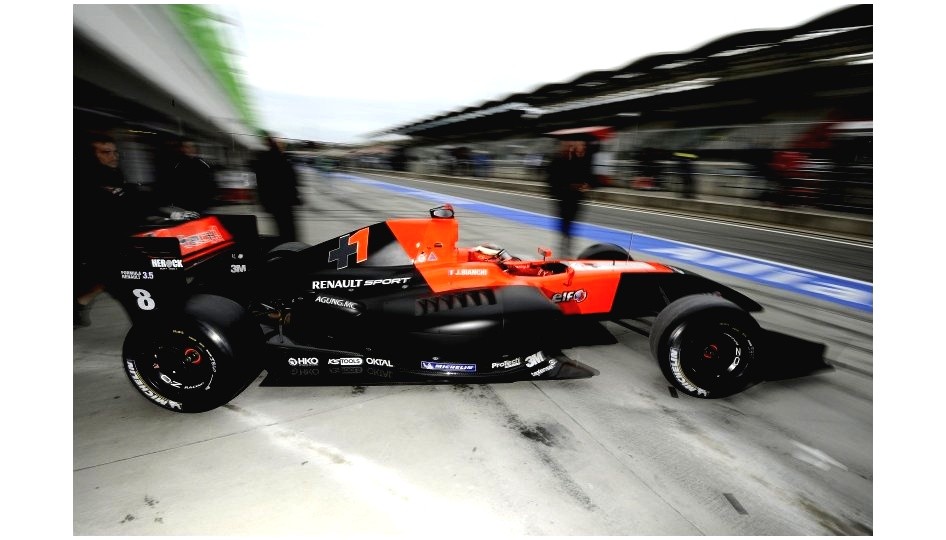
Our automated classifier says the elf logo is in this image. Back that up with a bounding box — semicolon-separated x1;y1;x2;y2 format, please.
551;289;587;303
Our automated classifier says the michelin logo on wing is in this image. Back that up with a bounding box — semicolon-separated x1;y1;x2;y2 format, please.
421;361;476;372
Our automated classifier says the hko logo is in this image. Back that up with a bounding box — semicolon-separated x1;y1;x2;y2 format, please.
288;357;319;367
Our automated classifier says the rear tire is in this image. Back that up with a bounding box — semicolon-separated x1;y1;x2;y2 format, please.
122;294;262;412
649;295;761;398
577;243;633;261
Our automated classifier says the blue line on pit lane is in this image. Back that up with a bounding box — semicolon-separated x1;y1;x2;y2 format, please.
333;173;873;313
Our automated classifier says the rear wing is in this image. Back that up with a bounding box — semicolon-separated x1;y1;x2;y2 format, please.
109;215;260;324
133;215;236;265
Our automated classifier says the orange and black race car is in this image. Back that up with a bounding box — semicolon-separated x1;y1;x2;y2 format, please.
112;205;765;412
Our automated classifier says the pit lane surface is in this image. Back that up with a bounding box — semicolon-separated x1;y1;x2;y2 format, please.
73;167;873;535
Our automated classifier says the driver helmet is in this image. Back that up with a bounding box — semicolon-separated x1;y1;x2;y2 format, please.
469;242;504;261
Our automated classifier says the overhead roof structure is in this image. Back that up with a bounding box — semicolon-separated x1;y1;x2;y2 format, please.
74;4;264;150
379;5;871;142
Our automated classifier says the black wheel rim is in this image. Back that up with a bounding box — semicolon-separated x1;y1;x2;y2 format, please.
669;321;753;395
130;330;217;401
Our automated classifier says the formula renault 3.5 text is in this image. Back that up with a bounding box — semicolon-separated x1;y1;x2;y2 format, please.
113;205;765;412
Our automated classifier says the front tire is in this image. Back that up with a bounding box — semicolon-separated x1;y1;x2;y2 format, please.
122;295;262;412
650;295;761;398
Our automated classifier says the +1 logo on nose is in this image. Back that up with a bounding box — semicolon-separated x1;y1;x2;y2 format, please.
328;228;369;270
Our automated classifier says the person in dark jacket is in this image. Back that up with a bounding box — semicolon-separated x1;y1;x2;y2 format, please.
155;139;217;214
74;133;153;327
674;151;698;199
251;134;301;243
546;139;595;257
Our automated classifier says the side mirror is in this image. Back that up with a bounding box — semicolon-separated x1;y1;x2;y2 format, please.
430;204;455;219
538;247;552;261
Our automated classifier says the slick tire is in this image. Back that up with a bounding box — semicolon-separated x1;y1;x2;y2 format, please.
577;243;633;261
266;241;310;263
122;294;263;413
650;294;761;398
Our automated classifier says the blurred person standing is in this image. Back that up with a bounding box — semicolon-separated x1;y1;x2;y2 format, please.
391;146;408;172
748;146;779;205
591;141;614;187
525;152;544;180
473;150;491;178
546;139;595;257
251;134;301;243
636;147;662;190
674;151;698;199
771;149;806;206
155;139;217;214
74;133;152;327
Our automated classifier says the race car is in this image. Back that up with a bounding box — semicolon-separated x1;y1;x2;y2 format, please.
112;204;765;412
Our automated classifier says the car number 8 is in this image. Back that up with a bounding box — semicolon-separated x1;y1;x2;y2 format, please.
133;288;156;310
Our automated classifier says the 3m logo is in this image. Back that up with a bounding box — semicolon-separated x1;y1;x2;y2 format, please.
328;228;369;270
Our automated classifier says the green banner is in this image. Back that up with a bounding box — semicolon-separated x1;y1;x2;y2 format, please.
167;4;257;131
